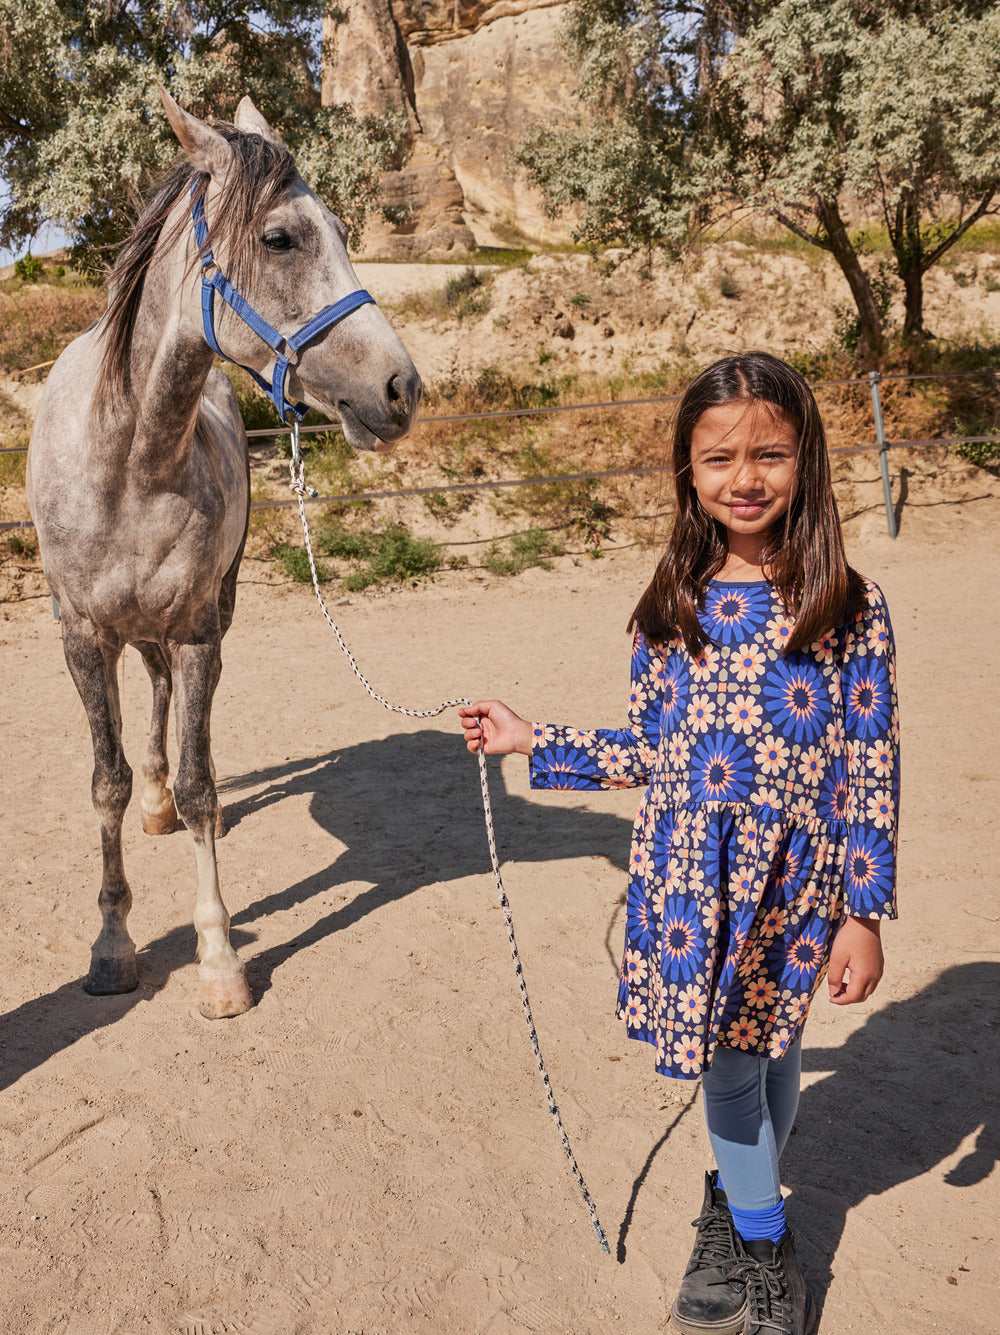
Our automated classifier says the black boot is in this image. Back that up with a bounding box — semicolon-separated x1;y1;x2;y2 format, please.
739;1232;818;1335
669;1171;748;1335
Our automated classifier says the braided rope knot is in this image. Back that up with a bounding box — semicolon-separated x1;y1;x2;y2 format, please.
289;457;317;499
286;435;610;1256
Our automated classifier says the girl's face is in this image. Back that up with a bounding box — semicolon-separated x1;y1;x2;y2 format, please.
688;399;799;546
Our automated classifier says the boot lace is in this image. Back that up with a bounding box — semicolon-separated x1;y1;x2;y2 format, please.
689;1204;739;1270
727;1254;791;1334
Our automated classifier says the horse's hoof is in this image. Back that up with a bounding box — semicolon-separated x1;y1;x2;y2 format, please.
198;970;254;1019
85;957;139;994
141;794;178;835
214;806;227;839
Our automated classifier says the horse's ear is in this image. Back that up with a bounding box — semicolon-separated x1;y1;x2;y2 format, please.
158;84;234;180
233;97;286;148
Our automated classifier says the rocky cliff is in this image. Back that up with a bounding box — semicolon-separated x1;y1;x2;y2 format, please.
322;0;576;256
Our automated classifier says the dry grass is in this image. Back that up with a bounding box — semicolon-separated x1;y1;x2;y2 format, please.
1;246;997;599
0;279;103;374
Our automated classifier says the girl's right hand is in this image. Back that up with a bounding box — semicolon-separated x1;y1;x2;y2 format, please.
458;701;533;756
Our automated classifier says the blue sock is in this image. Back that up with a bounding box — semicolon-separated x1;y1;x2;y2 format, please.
728;1198;787;1246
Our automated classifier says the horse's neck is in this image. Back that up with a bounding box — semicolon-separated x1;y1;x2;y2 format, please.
108;235;216;480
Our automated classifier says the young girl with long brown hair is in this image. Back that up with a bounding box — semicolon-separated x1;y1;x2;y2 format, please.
459;352;899;1335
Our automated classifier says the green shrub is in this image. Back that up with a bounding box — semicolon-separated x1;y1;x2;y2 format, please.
316;519;378;560
422;490;473;523
951;416;1000;469
13;253;43;282
274;542;329;583
0;447;28;486
6;531;37;557
443;268;491;319
719;271;740;299
483;528;564;576
340;523;441;590
833;262;895;355
315;519;441;589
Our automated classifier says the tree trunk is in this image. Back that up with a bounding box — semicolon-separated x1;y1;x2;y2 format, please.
897;192;925;345
814;198;885;368
901;264;924;343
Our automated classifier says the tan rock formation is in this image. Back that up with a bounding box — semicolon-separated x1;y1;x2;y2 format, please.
322;0;416;123
323;0;576;256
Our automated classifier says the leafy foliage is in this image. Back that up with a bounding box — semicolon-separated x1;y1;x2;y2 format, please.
518;0;1000;362
315;519;442;590
13;252;43;282
0;0;406;263
951;415;1000;469
273;540;328;583
482;528;565;576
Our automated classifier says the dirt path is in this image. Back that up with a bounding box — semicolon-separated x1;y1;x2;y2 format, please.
0;488;997;1334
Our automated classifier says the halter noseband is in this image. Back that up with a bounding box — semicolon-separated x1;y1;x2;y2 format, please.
191;184;376;423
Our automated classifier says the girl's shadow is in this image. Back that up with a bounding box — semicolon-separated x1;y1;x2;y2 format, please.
783;961;999;1304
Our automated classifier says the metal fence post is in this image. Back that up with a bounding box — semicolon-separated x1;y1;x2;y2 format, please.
868;371;897;539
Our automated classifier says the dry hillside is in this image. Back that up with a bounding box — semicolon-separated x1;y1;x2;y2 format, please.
2;240;998;604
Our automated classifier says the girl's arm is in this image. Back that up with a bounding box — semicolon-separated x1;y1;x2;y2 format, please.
829;580;900;1003
461;630;666;791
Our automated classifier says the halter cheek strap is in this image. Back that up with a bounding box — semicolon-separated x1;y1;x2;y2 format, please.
190;185;376;424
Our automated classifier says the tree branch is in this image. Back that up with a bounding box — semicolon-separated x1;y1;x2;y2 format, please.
0;110;33;139
773;209;830;251
922;195;1000;271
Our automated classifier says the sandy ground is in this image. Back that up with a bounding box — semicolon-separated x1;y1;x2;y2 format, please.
1;463;998;1334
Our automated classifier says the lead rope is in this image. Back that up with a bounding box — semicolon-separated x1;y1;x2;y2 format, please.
286;422;609;1255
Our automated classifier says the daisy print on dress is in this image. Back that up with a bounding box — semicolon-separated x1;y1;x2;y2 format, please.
660;897;702;982
844;661;892;738
762;658;828;743
527;579;899;1079
702;582;772;644
690;734;754;803
732;642;767;682
659;661;689;728
781;929;826;989
844;827;895;914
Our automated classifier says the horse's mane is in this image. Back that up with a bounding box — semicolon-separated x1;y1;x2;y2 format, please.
97;124;297;409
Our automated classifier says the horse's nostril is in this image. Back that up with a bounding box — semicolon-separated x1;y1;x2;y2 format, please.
387;369;419;420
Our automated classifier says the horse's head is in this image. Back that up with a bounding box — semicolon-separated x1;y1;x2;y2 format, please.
160;87;421;450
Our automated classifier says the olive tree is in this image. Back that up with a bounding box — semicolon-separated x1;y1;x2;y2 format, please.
517;0;1000;364
0;0;405;264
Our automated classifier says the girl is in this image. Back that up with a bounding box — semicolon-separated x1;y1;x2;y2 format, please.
459;353;899;1335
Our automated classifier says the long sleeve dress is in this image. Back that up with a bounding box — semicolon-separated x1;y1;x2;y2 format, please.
528;578;900;1080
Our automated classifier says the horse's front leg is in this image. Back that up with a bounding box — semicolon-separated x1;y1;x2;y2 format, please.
61;618;139;994
172;625;253;1018
137;642;178;835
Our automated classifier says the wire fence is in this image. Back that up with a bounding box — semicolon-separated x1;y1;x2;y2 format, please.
2;365;998;538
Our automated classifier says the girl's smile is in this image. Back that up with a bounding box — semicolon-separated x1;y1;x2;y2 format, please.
689;400;799;568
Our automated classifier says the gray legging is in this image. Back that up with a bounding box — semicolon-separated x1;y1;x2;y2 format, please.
700;1038;803;1211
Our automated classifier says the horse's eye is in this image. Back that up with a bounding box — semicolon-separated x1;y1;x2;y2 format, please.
262;229;293;252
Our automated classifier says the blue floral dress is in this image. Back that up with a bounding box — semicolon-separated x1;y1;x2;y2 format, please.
529;578;899;1080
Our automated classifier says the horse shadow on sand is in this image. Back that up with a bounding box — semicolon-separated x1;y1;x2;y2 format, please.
0;728;632;1092
217;728;633;997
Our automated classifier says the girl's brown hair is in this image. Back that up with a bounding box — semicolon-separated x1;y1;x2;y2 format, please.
630;352;866;655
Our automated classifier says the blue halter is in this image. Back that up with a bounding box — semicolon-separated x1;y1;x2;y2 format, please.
190;185;376;423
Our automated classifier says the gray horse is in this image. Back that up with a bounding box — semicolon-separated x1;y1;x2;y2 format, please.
27;89;421;1018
